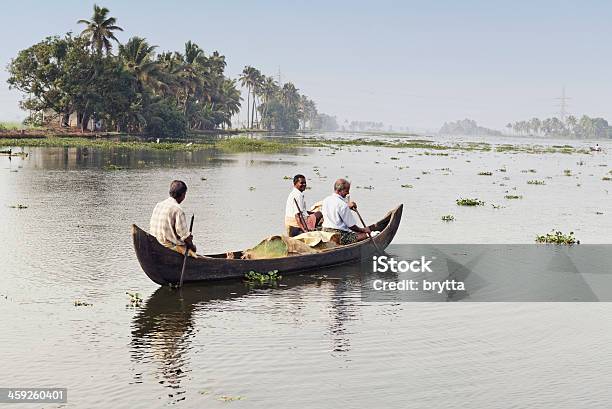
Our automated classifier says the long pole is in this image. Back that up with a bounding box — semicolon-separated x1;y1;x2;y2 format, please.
179;214;195;287
352;208;384;255
293;198;310;232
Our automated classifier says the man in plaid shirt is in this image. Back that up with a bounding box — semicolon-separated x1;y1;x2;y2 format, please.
149;180;197;255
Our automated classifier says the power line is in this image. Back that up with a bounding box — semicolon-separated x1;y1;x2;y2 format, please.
554;86;571;121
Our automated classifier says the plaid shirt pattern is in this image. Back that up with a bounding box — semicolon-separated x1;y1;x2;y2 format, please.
149;197;190;247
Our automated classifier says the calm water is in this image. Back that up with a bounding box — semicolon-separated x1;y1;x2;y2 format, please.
1;134;612;408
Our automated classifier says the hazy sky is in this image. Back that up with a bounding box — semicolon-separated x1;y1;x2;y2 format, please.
2;0;612;131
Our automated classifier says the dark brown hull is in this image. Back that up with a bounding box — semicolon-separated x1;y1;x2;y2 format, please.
132;204;403;285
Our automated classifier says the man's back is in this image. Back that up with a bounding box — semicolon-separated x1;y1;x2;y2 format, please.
150;197;189;247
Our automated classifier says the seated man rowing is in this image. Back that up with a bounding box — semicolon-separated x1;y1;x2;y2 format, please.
321;178;376;245
285;174;323;237
150;180;197;256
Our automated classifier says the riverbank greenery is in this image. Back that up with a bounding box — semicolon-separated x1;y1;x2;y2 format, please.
6;5;336;137
507;115;612;139
0;134;595;155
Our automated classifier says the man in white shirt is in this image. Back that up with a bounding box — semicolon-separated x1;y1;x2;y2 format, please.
321;178;374;245
285;174;322;237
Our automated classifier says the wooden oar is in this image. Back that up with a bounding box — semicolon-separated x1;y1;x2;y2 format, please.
179;214;195;287
293;198;310;232
352;207;384;255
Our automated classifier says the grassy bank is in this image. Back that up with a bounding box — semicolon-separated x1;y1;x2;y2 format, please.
0;134;592;155
0;136;293;153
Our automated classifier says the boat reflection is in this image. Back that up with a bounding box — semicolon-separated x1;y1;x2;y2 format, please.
129;266;364;401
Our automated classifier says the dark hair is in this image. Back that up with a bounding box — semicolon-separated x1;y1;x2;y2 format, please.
293;174;306;185
169;180;188;199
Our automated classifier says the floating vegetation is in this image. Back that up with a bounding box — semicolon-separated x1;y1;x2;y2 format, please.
217;395;245;402
357;185;374;190
491;204;504;209
248;186;256;191
441;215;455;222
535;230;580;245
456;198;485;206
498;167;507;172
421;171;430;175
390;157;400;160
478;171;492;176
201;177;207;181
73;300;92;307
603;176;612;181
104;164;124;171
527;180;546;185
521;169;537;173
504;195;522;199
283;176;291;180
126;292;143;307
563;169;572;176
400;184;413;188
9;204;28;209
244;270;281;284
596;211;604;215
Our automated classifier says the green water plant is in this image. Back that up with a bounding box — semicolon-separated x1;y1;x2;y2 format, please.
504;195;522;199
126;292;142;307
217;396;245;402
441;215;455;222
603;176;612;181
535;230;579;245
563;169;572;176
456;198;485;206
400;184;413;188
74;300;92;307
244;270;281;284
527;180;546;185
9;204;28;209
478;171;492;176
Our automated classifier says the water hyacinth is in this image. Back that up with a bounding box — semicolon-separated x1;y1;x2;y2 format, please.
456;198;485;206
535;230;579;245
478;171;493;176
504;195;522;199
441;215;455;221
527;180;546;185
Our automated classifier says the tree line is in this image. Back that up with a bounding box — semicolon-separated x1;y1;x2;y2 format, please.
6;4;337;136
506;115;612;139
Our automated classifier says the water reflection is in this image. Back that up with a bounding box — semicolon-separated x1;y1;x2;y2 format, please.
130;267;365;397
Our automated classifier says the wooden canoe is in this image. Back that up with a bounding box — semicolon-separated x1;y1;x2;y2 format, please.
133;204;403;285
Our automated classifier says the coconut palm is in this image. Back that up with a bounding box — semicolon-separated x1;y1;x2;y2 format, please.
77;4;123;55
239;66;259;128
118;37;165;93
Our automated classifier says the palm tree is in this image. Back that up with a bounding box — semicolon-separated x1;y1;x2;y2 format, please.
281;83;300;107
184;41;203;64
77;4;123;55
565;115;577;137
239;66;259;128
118;37;163;93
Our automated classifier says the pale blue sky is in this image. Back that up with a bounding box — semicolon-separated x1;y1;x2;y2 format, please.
2;0;612;130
